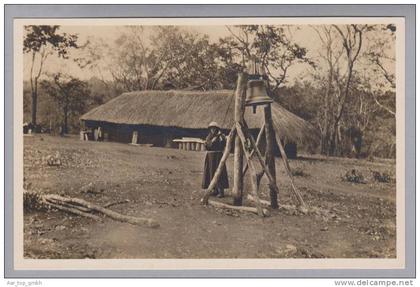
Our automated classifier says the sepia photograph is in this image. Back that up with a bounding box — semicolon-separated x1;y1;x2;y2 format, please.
13;16;406;270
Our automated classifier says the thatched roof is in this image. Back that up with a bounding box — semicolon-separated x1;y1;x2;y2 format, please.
81;90;318;144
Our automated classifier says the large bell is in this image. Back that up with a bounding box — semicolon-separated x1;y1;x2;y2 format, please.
245;79;273;112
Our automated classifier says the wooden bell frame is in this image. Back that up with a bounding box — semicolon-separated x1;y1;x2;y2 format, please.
201;72;306;217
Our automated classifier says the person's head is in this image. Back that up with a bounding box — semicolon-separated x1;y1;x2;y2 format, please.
208;122;220;134
209;126;219;134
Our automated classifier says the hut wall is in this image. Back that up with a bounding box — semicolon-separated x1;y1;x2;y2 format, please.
82;120;298;158
82;121;208;148
284;143;297;159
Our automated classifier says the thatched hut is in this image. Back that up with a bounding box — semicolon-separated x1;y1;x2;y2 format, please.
80;90;318;158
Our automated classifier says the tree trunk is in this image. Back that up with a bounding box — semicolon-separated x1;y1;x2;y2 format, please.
30;51;38;127
63;107;68;134
31;91;37;126
264;105;278;209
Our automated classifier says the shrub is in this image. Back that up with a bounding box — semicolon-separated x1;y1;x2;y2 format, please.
372;171;392;183
343;169;366;184
292;166;308;177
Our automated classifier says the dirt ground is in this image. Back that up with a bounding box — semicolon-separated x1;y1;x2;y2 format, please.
23;135;396;259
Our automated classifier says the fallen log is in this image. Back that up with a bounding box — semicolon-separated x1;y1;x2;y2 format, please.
208;199;270;217
104;199;130;208
24;190;159;228
46;194;159;228
47;202;102;221
46;197;91;213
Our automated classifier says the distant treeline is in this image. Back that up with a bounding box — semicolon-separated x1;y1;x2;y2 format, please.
23;75;395;158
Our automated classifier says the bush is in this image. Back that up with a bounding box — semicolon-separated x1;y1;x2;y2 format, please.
291;166;308;177
372;171;392;183
343;169;366;184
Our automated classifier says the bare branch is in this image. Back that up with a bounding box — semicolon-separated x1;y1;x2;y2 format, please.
372;94;396;116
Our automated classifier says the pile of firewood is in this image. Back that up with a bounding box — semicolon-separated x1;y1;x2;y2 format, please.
24;190;159;228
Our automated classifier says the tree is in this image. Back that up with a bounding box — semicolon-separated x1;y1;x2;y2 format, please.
80;26;225;92
92;26;228;91
312;24;368;156
80;25;311;92
153;27;221;90
223;25;314;92
215;37;246;89
24;25;79;127
364;24;396;116
40;74;90;134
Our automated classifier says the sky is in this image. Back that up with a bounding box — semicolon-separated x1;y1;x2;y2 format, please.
22;24;394;89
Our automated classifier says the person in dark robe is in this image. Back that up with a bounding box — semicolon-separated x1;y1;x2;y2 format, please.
202;122;229;198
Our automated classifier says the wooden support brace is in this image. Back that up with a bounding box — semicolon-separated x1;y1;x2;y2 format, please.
238;122;281;198
235;123;265;217
208;199;270;216
242;123;265;175
274;133;306;207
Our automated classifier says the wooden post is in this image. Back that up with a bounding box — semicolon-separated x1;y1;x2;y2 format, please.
264;104;279;209
132;131;138;144
274;133;306;207
232;73;247;206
